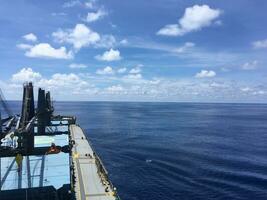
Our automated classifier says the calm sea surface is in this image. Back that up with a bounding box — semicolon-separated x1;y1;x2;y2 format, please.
9;102;267;200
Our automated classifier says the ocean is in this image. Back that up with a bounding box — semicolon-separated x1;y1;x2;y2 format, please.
8;102;267;200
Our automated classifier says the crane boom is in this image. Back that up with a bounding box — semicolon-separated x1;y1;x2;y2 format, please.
0;88;13;117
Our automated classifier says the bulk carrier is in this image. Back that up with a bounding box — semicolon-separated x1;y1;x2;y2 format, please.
0;82;120;200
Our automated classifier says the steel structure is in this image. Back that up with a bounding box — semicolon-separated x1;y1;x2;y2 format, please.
0;82;120;200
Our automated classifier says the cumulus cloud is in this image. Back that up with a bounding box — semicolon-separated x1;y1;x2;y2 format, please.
96;66;127;75
23;33;37;42
85;1;93;8
120;39;128;45
106;85;124;93
195;70;216;78
241;87;252;92
85;8;107;22
12;68;42;83
84;0;96;8
24;43;73;59
16;43;33;50
63;0;97;9
95;49;121;61
69;63;87;69
129;67;141;74
5;67;267;102
39;73;87;88
252;39;267;49
117;67;127;74
96;66;114;75
52;24;100;50
63;0;81;8
94;35;116;48
51;12;67;16
253;90;266;95
157;5;221;36
10;68;91;99
241;60;258;70
174;42;195;53
124;73;142;79
240;87;266;96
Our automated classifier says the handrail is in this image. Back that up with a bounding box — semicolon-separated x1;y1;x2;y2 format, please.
77;124;121;199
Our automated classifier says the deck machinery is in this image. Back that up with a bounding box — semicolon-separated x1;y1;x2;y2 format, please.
0;83;120;200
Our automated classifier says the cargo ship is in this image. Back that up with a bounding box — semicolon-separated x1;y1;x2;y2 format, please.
0;82;120;200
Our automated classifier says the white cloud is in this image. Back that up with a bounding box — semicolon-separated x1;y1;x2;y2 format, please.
240;87;266;96
157;5;221;36
120;39;128;45
85;9;107;22
124;73;142;79
52;24;100;50
110;23;117;28
10;68;90;97
253;90;266;95
129;67;141;74
117;67;127;74
252;39;267;49
96;66;114;75
25;43;73;59
5;67;267;102
39;73;86;87
84;0;96;8
157;24;181;37
94;35;116;48
23;33;37;42
95;49;121;61
241;60;258;70
12;68;42;83
106;85;124;93
63;0;81;8
85;2;93;8
195;70;216;78
51;12;67;16
69;63;87;69
63;0;97;9
16;43;33;50
174;42;195;53
241;87;252;92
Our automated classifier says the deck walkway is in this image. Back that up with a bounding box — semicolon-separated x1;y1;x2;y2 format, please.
70;125;117;200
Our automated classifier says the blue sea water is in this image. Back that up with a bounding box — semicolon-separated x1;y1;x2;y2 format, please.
7;102;267;200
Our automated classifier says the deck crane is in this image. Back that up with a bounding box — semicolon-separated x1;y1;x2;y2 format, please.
0;82;61;157
0;89;17;141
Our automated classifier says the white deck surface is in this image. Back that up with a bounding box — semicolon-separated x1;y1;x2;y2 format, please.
70;125;117;200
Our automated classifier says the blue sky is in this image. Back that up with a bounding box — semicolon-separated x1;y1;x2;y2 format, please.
0;0;267;102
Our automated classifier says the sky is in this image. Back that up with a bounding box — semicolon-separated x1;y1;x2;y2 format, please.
0;0;267;102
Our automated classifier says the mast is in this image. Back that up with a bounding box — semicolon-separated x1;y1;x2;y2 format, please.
37;88;46;135
17;82;35;152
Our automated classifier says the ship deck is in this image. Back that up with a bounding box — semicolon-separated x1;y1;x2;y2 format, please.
70;125;117;200
0;120;70;193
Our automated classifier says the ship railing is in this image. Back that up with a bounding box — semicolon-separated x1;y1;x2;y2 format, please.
94;153;121;199
77;124;121;200
52;115;76;125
